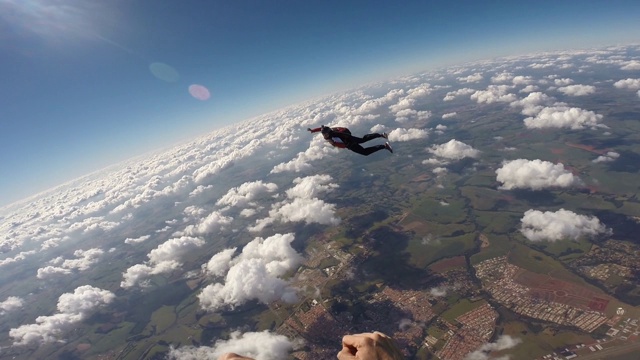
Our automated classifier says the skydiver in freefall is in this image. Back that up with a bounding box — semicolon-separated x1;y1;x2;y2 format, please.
307;125;393;156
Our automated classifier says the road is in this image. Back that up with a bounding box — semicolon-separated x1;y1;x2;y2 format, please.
574;340;640;360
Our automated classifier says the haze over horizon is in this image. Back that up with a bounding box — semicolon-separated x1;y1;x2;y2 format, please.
1;0;639;206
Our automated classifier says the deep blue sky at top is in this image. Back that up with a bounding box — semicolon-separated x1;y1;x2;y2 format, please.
0;0;639;206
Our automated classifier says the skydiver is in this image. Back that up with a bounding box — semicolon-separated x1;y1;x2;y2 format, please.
307;125;393;156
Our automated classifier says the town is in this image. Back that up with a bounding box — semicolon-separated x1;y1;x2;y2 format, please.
269;236;640;359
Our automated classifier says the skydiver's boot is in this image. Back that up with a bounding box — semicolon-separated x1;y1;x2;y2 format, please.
385;142;393;153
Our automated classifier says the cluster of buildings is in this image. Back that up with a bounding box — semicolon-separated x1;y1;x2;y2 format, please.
279;300;350;356
580;263;631;282
278;240;443;358
536;316;640;360
434;303;498;360
474;256;610;333
277;284;439;358
573;240;639;281
373;287;436;323
368;287;437;355
276;239;626;359
606;317;640;340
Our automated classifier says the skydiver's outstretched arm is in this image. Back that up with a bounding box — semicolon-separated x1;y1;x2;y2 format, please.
217;331;404;360
218;354;254;360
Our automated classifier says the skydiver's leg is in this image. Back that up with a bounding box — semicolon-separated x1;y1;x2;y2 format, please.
351;133;385;144
347;143;386;156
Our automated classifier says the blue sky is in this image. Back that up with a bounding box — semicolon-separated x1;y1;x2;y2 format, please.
0;0;639;206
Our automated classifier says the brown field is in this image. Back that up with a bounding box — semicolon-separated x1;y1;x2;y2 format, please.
514;269;612;312
565;142;609;155
410;174;431;183
429;256;466;273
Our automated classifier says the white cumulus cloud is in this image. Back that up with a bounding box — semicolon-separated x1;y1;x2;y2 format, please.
520;209;610;242
558;84;596;96
168;330;301;360
512;75;534;85
202;248;237;277
121;236;205;288
519;84;539;93
554;78;574;86
429;287;447;297
491;72;513;83
509;92;552;116
471;85;516;104
523;106;604;130
593;151;620;163
443;88;475;101
36;248;105;279
285;174;338;199
614;78;640;90
428;139;480;160
458;73;483;83
464;335;522;360
280;198;339;223
495;159;579;190
124;235;150;244
388;128;429;141
198;233;302;311
250;175;340;232
148;236;204;264
216;181;279;208
181;210;233;236
621;60;640;70
1;296;24;315
9;286;115;346
389;98;416;113
270;141;336;174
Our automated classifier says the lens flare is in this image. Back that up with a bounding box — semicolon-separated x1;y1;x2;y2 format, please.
149;62;180;83
188;84;210;101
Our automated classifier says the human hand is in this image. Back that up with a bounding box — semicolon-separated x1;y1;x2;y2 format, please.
307;128;312;132
337;332;404;360
217;353;255;360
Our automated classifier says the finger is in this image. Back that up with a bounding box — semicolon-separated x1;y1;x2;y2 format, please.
341;334;361;347
337;347;356;360
342;334;375;349
218;353;242;360
372;331;389;339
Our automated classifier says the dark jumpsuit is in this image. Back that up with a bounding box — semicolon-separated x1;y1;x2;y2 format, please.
310;127;387;156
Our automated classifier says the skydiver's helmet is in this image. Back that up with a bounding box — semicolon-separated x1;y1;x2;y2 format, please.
321;126;331;139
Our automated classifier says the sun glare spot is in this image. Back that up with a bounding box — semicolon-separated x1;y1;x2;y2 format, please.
149;62;180;83
188;84;211;101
